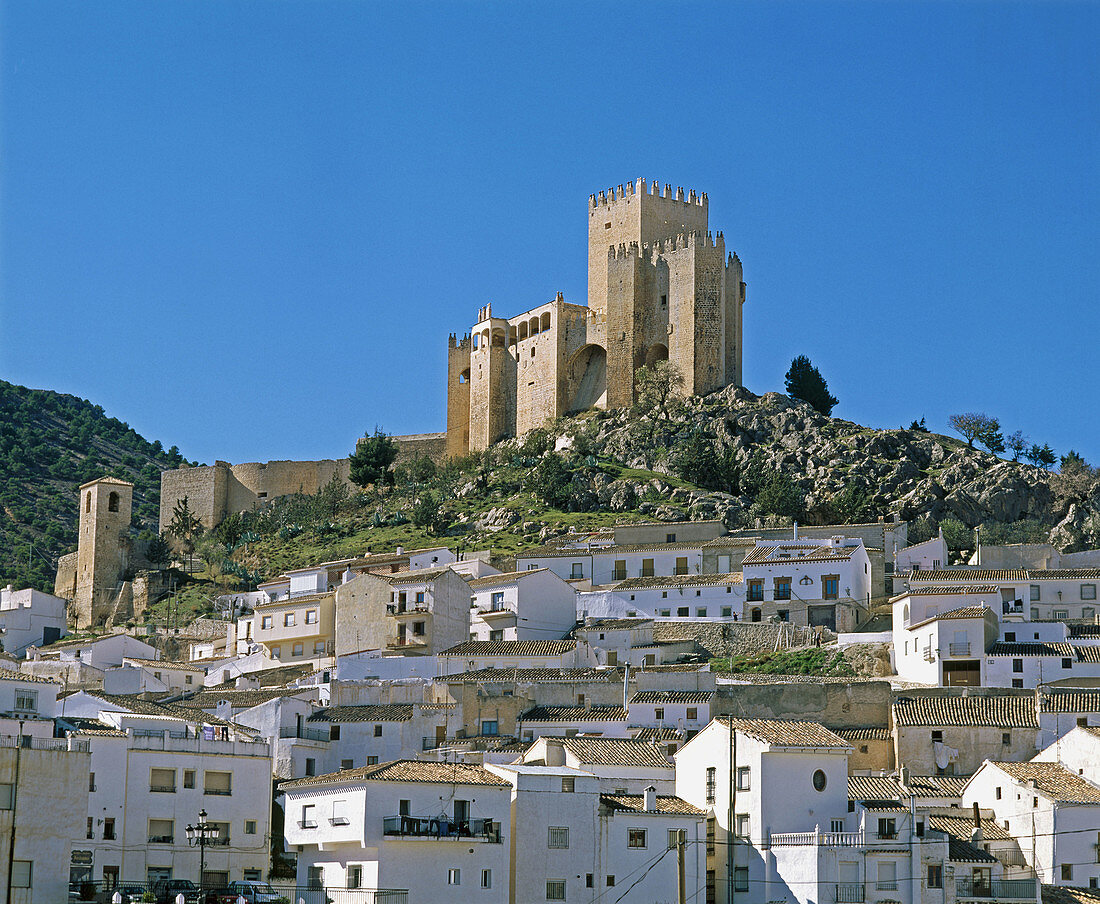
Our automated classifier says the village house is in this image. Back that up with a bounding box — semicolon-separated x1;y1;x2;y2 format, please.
903;568;1100;622
0;585;67;655
516;704;629;741
520;734;675;793
437;638;592;674
579;573;744;622
103;657;207;694
466;568;576;642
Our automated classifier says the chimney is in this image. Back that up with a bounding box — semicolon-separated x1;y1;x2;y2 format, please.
969;801;983;845
899;766;910;791
396;546;404;556
793;521;799;540
643;785;657;812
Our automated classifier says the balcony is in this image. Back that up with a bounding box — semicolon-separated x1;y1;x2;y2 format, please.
612;570;627;581
478;606;516;621
329;817;350;826
203;788;232;796
955;877;1036;899
949;642;972;656
279;726;331;743
835;885;864;903
148;835;174;844
382;815;500;843
922;646;936;662
388;603;429;618
875;880;897;891
387;635;427;650
149;784;176;793
1003;600;1025;615
767;830;864;848
298;820;318;829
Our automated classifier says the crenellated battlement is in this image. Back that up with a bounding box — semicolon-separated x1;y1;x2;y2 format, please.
590;178;708;209
448;332;471;349
606;229;728;259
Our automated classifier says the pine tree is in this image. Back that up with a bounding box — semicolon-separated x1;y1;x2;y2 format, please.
784;356;838;416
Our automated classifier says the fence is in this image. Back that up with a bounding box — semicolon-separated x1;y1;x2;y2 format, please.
67;882;408;904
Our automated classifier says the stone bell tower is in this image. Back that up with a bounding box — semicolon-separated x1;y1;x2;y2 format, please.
73;476;133;628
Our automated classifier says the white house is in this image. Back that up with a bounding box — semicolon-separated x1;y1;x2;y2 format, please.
892;603;999;686
1037;688;1100;749
516;705;629;741
0;668;59;722
281;760;512;900
0;586;67;655
103;657;208;694
579;573;744;622
520;735;675;793
894;533;948;573
25;632;158;669
467;568;576;643
517;539;708;586
437;639;591;674
905;568;1100;622
302;703;452;775
628;690;712;739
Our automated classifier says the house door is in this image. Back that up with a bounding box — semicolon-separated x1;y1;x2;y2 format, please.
808;606;836;631
42;626;62;645
454;799;470;833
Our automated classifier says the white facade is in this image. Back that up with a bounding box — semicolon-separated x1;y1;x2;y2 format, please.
104;657;207;694
26;632;158;669
467;569;576;643
579;575;744;622
517;542;707;586
895;534;948;573
892;607;998;686
0;586;67;655
906;568;1100;622
0;671;59;720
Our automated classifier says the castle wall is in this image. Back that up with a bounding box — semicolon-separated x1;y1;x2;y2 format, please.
159;463;229;533
725;254;746;387
393;433;448;464
445;335;472;458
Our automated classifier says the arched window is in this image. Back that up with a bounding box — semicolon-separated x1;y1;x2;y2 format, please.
458;368;470;385
85;492;91;513
529;317;540;336
108;492;120;512
540;312;551;332
518;322;528;341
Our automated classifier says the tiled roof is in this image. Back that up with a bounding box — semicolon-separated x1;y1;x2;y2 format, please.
909;569;1028;582
632;727;683;741
307;704;414;723
893;585;1001;600
742;544;857;565
519;705;628;722
122;657;206;672
1038;689;1100;713
583;618;655;630
440;667;624;683
991;761;1100;803
1068;624;1100;638
630;691;712;705
1042;885;1100;904
987;642;1077;657
440;640;576;657
719;717;852;749
1030;569;1100;580
926;813;1012;841
947;837;998;863
614;574;742;590
280;759;510;790
1076;646;1100;663
828;726;890;741
209;662;318;689
601;794;705;815
518;541;706;559
856;799;908;811
175;689;305;708
893;694;1037;728
381;567;454;585
545;736;672;768
848;774;969;800
0;668;60;685
908;605;995;629
467;569;546;589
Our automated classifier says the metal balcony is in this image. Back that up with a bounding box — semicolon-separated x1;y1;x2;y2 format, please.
835;885;864;903
949;642;971;656
955;877;1036;899
382;815;500;842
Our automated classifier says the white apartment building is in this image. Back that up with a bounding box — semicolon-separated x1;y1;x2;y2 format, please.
1;733;91;904
0;585;67;654
467;568;576;642
282;760;511;901
104;657;208;694
893;604;1000;686
69;719;274;885
905;568;1100;622
579;573;744;622
520;735;675;793
517;540;707;586
301;704;453;775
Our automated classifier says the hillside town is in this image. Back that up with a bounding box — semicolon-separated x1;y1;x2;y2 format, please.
3;181;1099;904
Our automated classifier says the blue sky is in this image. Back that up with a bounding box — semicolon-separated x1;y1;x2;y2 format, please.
2;1;1097;466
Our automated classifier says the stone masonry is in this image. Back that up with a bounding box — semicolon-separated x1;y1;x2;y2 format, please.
446;179;747;455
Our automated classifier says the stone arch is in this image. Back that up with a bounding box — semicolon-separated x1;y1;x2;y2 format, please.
645;343;669;366
491;328;506;347
458;368;470;385
481;329;490;348
108;491;119;513
565;344;607;413
529;317;540;336
518;322;528;341
540;311;551;332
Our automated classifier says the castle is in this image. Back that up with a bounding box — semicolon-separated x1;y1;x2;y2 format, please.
445;179;746;455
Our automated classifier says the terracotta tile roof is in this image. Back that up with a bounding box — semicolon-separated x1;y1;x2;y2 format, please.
719;717;852;749
544;736;672;768
632;727;683;741
467;569;546;589
614;574;742;590
307;704;414;723
828;726;890;741
893;585;1001;601
848;775;968;801
600;794;705;815
909;569;1028;582
741;544;857;565
856;799;908;810
441;667;625;683
926;812;1012;841
518;541;706;559
440;640;576;657
380;567;454;585
519;705;628;722
1076;647;1100;663
987;642;1077;657
1042;885;1100;904
0;668;60;685
1068;625;1100;638
947;837;998;863
174;689;305;708
702;537;760;548
208;662;318;689
893;694;1037;728
1038;689;1100;714
583;618;655;630
908;605;995;630
280;759;510;790
1030;569;1100;580
122;657;206;672
991;761;1100;803
630;691;712;705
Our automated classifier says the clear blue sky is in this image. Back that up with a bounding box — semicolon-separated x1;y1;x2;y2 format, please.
2;1;1097;466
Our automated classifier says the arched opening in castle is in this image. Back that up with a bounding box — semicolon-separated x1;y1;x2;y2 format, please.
446;179;746;456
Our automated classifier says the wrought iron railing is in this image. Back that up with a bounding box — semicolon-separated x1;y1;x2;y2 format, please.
955;877;1036;899
382;815;500;842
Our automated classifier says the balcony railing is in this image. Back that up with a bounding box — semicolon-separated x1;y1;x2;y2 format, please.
203;788;232;796
298;820;318;829
875;880;897;891
148;835;174;844
923;646;936;661
382;815;500;842
767;830;864;848
329;817;350;826
612;570;627;581
949;642;971;656
835;885;864;903
422;737;445;751
149;784;176;793
387;603;429;616
955;877;1036;899
279;726;331;742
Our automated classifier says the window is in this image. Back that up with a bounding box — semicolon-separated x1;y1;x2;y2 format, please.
1013;658;1024;672
667;829;683;849
831;819;845;833
585;875;594;888
183;769;195;789
185;674;193;685
548;826;569;848
150;767;176;792
696;607;707;617
706;818;716;854
284;613;295;627
735;814;750;838
1031;584;1040;601
774;578;791;600
13;691;36;713
1054;609;1069;620
481;720;499;736
148;819;174;843
1012;678;1024;688
366;756;378;765
88;772;96;792
108;491;120;512
628;828;647;848
1002;732;1011;745
1063;864;1074;881
777;609;789;622
481;869;492;889
666;533;676;542
1005;631;1016;642
1084;584;1098;600
305;758;316;776
641;558;654;577
346;866;362;890
103;818;115;840
293;643;304;657
822;576;839;599
877;861;897;891
546;880;566;901
204;771;231;796
262;616;273;629
655;708;665;720
737;767;750;791
613;560;627;580
448;868;461;886
306;867;323;890
687;707;698;721
995;786;1002;799
571;563;584;579
11;861;31;889
489;629;503;641
314;640;327;654
562;777;575;793
747;580;764;602
705;767;716;803
877;817;897;839
1063;657;1073;669
812;769;827;792
341;759;353;769
722;606;732;617
306;609;319;623
675;556;688;575
931;729;943;742
659;609;670;618
245;820;257;834
87;816;94;839
373;724;384;737
733;868;748;893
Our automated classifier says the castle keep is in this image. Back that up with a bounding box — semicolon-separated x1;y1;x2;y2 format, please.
446;179;746;455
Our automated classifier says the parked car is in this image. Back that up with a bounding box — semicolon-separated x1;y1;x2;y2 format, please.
212;883;282;904
108;883;151;904
153;880;204;904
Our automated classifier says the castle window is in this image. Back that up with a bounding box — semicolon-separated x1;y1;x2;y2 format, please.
108;492;119;512
85;492;91;513
660;294;667;308
540;312;551;332
531;347;535;358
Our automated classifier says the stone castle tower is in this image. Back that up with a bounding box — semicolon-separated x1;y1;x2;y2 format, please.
446;179;746;455
73;476;133;628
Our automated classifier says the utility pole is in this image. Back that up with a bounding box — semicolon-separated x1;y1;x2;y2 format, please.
4;720;25;904
676;829;687;904
728;718;736;904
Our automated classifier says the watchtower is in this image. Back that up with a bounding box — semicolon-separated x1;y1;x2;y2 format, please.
74;476;133;628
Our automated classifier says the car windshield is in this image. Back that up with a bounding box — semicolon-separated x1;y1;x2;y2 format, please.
254;886;276;894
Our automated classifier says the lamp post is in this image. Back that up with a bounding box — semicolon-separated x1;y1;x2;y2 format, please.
185;809;219;894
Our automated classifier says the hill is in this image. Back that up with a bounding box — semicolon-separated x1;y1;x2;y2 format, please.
0;380;193;591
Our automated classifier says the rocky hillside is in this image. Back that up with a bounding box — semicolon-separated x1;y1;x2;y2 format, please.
0;380;193;591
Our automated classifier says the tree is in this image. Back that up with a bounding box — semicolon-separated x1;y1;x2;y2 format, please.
672;432;739;494
948;412;1000;450
314;473;350;521
349;429;398;490
1061;450;1088;472
978;421;1005;454
1006;430;1028;461
908;418;929;433
634;361;684;416
784;356;838;416
531;453;573;509
145;532;172;568
167;495;204;575
939;517;972;551
1025;443;1056;468
411;491;449;535
751;472;804;519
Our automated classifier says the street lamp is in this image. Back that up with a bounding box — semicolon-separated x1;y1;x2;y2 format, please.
184;809;219;893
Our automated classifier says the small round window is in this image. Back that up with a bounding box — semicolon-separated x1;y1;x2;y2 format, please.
812;769;827;792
